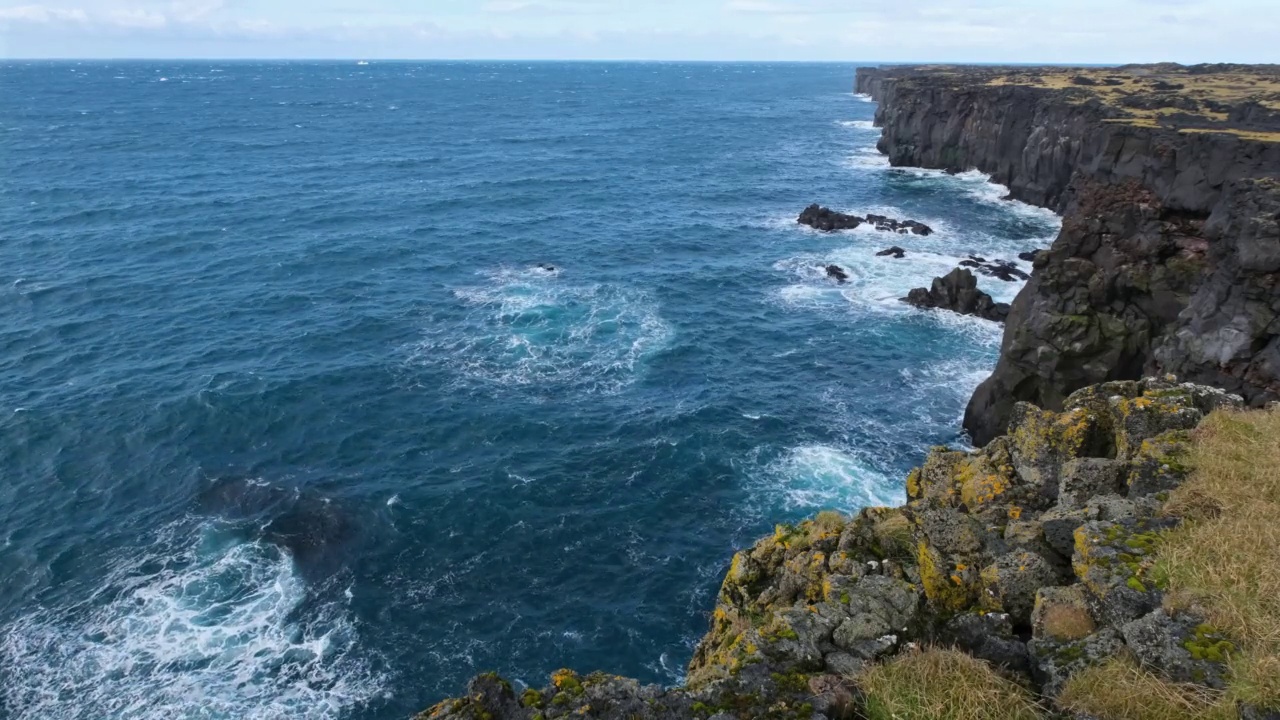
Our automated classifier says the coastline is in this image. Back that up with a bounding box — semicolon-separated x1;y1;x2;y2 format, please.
422;63;1280;720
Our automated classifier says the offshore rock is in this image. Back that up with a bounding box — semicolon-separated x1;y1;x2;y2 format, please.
798;204;933;235
423;379;1243;720
855;64;1280;445
902;267;1010;322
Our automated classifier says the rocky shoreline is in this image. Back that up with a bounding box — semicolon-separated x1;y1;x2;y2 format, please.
420;65;1280;720
856;64;1280;446
420;378;1249;720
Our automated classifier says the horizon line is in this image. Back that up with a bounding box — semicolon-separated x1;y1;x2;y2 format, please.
1;57;1171;66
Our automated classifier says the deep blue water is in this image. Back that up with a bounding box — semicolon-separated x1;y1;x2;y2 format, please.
0;61;1059;720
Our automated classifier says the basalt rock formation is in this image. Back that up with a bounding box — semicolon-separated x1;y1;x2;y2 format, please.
419;379;1246;720
856;64;1280;446
902;267;1010;322
798;205;933;236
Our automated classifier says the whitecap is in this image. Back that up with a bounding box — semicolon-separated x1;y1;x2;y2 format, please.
1;524;384;720
754;444;902;512
410;266;673;395
837;120;876;130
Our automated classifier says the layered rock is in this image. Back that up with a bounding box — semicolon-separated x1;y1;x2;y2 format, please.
419;378;1248;720
902;267;1010;322
856;64;1280;445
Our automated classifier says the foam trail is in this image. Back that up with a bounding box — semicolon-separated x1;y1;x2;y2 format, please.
758;444;903;512
1;523;382;720
412;265;672;395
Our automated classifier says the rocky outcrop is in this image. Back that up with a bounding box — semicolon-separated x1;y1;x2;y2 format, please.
902;267;1010;322
856;64;1280;445
798;205;933;236
420;378;1246;720
876;246;905;259
959;256;1031;282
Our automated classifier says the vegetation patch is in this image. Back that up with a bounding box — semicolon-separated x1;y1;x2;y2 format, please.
857;647;1044;720
1057;657;1233;720
1153;407;1280;709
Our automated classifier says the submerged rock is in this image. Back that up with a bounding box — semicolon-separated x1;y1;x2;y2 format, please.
826;264;850;283
876;246;906;258
902;267;1010;322
959;256;1031;282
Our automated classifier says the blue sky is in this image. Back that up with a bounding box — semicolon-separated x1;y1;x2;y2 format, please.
1;0;1277;61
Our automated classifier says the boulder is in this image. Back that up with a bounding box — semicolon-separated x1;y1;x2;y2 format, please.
799;204;863;231
902;267;1011;322
876;246;906;258
826;264;850;283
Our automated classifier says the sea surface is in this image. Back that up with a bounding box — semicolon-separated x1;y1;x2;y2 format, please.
0;61;1060;720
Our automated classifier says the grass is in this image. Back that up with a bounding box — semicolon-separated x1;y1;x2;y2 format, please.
979;66;1280;142
1151;407;1280;710
1057;657;1234;720
857;647;1044;720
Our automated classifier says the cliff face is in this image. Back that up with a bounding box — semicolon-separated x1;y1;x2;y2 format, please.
857;65;1280;446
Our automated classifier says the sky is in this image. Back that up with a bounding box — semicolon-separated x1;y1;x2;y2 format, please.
1;0;1278;62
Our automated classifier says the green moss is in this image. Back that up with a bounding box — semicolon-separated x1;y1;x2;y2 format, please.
520;689;544;708
1183;624;1237;664
771;671;810;694
690;701;712;717
1127;576;1148;592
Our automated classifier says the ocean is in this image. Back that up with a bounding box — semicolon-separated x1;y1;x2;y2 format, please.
0;61;1060;719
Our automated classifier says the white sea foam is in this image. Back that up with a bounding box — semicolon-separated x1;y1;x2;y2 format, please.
758;444;903;512
843;147;889;169
853;93;875;103
1;524;383;720
412;265;672;395
837;120;876;130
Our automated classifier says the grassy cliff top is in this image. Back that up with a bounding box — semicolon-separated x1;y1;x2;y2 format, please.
885;63;1280;142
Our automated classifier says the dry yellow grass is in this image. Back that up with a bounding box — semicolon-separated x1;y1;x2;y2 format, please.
857;647;1044;720
1040;603;1096;642
1057;657;1233;720
1150;407;1280;710
982;66;1280;142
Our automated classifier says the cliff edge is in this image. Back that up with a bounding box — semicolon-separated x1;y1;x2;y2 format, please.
419;378;1280;720
857;64;1280;446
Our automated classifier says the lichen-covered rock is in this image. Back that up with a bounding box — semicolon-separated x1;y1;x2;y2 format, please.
1058;458;1126;509
1029;628;1125;697
1120;610;1234;689
979;550;1067;623
938;612;1032;675
1072;519;1172;626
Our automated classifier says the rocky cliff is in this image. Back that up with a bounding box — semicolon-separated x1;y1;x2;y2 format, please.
418;378;1264;720
857;65;1280;446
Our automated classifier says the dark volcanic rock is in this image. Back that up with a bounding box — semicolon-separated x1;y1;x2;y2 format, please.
876;246;906;258
856;65;1280;446
799;204;862;231
826;264;850;283
798;205;933;236
902;267;1010;322
1017;250;1041;262
960;256;1031;282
